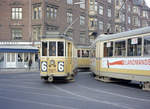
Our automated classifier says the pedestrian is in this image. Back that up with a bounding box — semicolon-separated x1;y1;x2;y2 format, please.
28;59;32;71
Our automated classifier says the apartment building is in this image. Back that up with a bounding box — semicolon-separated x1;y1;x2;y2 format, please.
114;0;150;33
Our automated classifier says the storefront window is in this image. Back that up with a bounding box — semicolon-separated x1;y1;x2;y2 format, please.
18;53;23;62
24;53;28;62
42;42;47;56
144;36;150;56
115;41;126;56
49;42;56;56
0;53;4;62
58;42;64;56
104;42;113;57
127;38;142;56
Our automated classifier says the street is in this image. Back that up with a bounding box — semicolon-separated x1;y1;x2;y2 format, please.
0;71;150;109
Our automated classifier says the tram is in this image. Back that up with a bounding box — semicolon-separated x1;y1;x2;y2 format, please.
74;45;90;70
40;32;75;82
93;27;150;90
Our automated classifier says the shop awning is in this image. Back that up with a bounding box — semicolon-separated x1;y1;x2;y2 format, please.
0;46;38;53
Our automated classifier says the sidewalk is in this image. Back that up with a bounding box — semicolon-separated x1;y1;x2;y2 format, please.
0;68;39;74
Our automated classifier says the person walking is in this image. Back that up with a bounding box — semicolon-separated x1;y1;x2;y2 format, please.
28;59;32;71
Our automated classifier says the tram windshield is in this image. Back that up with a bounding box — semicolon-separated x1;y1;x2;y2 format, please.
41;41;64;57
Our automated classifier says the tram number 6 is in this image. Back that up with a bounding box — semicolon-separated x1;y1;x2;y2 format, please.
58;62;64;72
41;61;47;72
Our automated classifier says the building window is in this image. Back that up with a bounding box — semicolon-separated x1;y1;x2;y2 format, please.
67;12;72;24
80;32;85;44
12;29;22;40
80;16;85;25
33;6;42;20
116;0;119;6
115;40;126;56
127;38;142;56
121;13;125;22
133;16;139;26
107;0;111;3
98;5;103;15
143;11;148;18
80;0;85;9
108;9;111;17
66;29;73;37
99;21;103;31
95;1;98;11
46;6;57;19
67;0;73;4
11;8;22;20
128;5;131;12
128;16;131;24
90;18;97;27
33;27;41;41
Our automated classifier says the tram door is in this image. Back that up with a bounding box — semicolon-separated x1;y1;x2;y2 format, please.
67;42;72;73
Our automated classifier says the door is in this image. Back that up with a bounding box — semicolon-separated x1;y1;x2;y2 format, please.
67;42;72;73
6;53;16;68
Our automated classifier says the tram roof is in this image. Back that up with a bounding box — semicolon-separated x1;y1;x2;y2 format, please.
96;26;150;42
41;32;73;41
75;45;90;49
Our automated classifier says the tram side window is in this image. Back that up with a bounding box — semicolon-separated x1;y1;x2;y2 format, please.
86;50;89;57
77;50;80;57
42;42;47;56
115;41;126;56
104;42;113;57
49;42;56;56
58;42;64;56
127;38;142;56
144;36;150;56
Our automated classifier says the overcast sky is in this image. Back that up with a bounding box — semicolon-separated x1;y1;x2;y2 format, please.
145;0;150;7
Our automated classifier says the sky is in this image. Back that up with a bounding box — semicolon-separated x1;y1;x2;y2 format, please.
145;0;150;8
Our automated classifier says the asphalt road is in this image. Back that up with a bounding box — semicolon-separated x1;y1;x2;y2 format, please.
0;71;150;109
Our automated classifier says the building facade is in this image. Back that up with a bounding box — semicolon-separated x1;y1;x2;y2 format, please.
114;0;150;33
88;0;115;42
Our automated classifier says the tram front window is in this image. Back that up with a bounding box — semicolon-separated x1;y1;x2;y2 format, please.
49;42;56;56
58;42;64;56
127;38;142;56
42;42;47;56
144;36;150;56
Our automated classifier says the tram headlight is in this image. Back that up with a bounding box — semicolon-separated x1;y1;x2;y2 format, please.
50;60;55;65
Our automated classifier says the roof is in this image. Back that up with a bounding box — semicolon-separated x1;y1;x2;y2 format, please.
41;32;73;41
0;46;38;53
96;26;150;42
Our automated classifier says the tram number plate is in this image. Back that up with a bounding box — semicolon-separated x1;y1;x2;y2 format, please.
58;62;64;72
41;61;47;72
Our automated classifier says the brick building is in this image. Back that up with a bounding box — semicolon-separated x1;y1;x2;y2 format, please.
114;0;150;33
